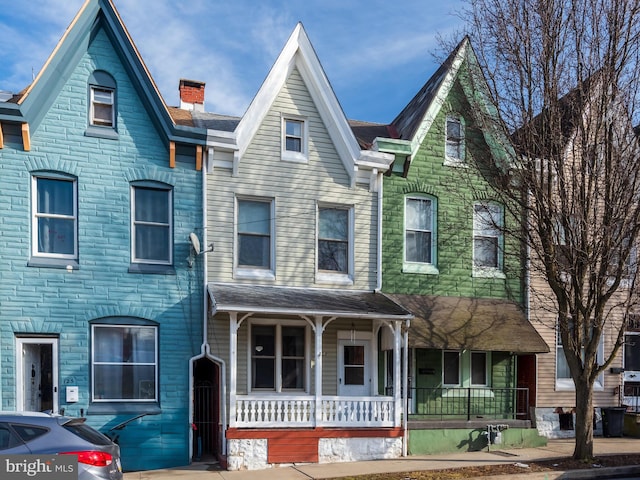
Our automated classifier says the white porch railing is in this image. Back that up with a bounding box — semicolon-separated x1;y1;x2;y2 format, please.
232;395;396;428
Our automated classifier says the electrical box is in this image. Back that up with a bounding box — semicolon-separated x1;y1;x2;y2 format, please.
66;386;79;403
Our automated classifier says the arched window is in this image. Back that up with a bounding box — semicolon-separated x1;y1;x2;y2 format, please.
86;70;117;138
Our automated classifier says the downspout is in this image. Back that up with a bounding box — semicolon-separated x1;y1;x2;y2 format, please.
376;169;383;291
189;147;227;459
402;319;410;457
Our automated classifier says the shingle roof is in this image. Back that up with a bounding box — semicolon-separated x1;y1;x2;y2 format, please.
387;294;549;353
208;283;413;319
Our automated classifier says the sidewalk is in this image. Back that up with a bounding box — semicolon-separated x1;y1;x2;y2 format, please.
124;437;640;480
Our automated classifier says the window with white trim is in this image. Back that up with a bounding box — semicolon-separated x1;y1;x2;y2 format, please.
556;321;604;390
237;198;274;275
131;183;173;266
404;195;437;273
443;351;460;386
92;324;158;401
318;205;352;276
473;202;504;275
91;87;114;127
282;117;308;162
31;173;78;260
471;352;488;386
87;70;116;130
250;323;307;392
445;115;465;163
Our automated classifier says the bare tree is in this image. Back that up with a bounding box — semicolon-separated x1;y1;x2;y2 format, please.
459;0;640;460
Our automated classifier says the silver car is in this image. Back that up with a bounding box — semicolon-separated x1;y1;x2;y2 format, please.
0;411;123;480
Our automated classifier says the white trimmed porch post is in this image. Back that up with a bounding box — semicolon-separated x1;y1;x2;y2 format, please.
394;320;402;426
314;315;323;425
229;312;238;427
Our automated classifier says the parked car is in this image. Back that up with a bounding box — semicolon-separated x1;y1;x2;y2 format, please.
0;411;123;480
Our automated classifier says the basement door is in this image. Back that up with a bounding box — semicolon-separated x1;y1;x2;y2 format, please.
16;337;58;413
338;339;371;396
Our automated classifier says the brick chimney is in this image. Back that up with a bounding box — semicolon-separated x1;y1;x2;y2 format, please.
179;79;205;112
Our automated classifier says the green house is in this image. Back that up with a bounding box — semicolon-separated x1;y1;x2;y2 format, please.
351;38;548;454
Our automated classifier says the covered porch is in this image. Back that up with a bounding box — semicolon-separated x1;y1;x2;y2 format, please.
207;283;412;469
385;295;549;453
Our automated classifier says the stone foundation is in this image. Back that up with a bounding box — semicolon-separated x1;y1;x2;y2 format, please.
318;437;403;463
533;407;603;438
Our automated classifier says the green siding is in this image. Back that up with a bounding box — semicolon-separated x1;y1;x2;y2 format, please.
382;73;523;301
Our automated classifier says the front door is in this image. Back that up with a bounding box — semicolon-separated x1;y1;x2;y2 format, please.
338;340;371;396
16;337;58;413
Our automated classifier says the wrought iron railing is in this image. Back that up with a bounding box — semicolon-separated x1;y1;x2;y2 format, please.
405;387;530;421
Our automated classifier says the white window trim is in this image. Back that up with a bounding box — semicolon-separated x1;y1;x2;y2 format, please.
555;326;605;391
443;350;461;387
31;173;78;261
281;115;309;163
234;196;276;280
91;324;158;403
472;202;505;278
130;184;173;266
90;86;115;128
444;115;466;166
403;194;439;274
316;203;354;285
470;351;490;387
247;319;310;393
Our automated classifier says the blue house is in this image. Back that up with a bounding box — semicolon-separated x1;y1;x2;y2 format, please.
0;0;207;470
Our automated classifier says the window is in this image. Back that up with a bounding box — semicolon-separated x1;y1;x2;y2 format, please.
556;321;604;390
443;351;460;385
92;324;157;401
31;174;78;261
318;206;350;274
131;183;172;266
405;195;437;272
237;198;273;273
625;332;640;372
86;70;117;138
445;116;464;163
473;202;503;274
91;87;114;127
471;352;488;385
282;117;307;162
251;323;306;391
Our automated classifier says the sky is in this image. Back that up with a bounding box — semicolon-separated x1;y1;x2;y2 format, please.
0;0;465;124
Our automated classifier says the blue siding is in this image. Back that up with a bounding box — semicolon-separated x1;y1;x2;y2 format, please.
0;27;202;470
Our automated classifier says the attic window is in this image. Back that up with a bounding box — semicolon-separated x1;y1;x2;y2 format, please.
91;88;114;127
282;116;308;163
86;70;118;140
445;115;465;165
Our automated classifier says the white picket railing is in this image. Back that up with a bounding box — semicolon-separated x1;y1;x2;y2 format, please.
232;395;396;428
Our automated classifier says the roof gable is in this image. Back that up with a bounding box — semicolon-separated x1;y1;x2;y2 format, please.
13;0;204;146
234;23;393;186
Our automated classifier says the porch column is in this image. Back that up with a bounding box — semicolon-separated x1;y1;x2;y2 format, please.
394;320;402;426
314;315;323;426
229;312;238;427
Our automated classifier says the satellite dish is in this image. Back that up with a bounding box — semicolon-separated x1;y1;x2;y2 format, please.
189;232;201;255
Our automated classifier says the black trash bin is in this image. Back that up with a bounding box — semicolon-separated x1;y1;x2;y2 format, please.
602;407;626;437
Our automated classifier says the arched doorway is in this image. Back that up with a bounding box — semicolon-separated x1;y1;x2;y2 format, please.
192;358;220;461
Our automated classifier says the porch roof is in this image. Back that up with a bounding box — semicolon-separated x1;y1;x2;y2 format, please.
386;295;549;354
207;283;413;320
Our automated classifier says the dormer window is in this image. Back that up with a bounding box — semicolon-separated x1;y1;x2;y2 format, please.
86;70;118;139
282;116;308;162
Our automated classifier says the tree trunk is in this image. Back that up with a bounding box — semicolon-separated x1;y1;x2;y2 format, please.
573;380;594;460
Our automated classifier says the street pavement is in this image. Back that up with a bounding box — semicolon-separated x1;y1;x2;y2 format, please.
123;437;640;480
